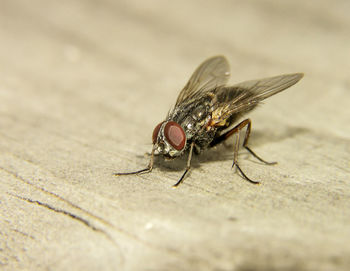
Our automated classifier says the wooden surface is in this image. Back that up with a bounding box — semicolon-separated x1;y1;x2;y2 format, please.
1;1;350;270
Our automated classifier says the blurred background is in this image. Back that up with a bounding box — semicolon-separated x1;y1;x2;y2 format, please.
1;0;349;139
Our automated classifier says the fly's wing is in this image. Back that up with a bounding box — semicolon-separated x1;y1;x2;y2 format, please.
175;56;230;106
212;73;304;123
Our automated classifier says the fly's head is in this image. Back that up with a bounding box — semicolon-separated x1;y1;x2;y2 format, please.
152;121;187;158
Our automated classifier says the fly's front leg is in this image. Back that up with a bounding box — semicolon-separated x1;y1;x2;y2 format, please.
173;142;195;187
114;146;155;176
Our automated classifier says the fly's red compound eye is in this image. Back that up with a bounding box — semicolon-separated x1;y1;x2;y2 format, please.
164;121;186;151
152;121;164;144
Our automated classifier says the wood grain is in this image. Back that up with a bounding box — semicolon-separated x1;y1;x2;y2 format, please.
1;0;349;270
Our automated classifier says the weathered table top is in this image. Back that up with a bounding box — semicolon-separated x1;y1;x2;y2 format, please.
1;1;349;270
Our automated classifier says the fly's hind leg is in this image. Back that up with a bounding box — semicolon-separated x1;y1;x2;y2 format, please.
210;118;276;184
241;119;277;165
231;124;260;184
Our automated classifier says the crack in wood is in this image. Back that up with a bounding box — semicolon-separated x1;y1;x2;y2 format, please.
0;165;114;227
9;193;106;234
7;192;126;264
11;228;35;240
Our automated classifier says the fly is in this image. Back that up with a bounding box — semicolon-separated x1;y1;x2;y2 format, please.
114;56;303;187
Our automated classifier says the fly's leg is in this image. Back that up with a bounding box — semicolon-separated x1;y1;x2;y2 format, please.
231;125;259;184
241;119;277;165
173;142;195;187
210;118;276;184
210;118;276;164
114;146;155;176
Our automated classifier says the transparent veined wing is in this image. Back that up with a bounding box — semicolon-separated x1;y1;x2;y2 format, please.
175;56;230;106
212;73;304;122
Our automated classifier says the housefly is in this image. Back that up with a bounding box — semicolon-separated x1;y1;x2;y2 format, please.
115;56;303;187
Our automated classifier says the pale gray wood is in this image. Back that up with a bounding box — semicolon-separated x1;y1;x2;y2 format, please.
1;0;349;270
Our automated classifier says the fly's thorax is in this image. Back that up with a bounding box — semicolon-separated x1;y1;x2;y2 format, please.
175;100;213;138
152;120;187;158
